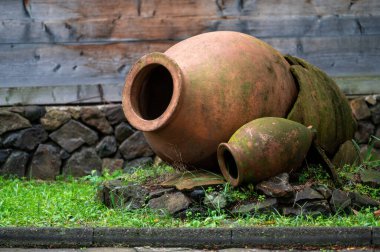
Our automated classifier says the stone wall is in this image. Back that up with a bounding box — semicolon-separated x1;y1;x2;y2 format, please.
0;104;155;179
0;95;379;180
350;95;380;154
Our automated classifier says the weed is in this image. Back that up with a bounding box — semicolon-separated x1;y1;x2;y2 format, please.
352;135;380;169
298;164;331;184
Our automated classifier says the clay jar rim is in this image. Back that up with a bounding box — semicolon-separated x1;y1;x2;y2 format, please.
122;52;183;132
217;143;242;187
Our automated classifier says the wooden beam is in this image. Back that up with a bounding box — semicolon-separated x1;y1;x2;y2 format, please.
0;84;123;105
1;13;379;43
0;42;174;88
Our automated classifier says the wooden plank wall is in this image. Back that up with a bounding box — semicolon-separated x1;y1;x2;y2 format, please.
0;0;379;105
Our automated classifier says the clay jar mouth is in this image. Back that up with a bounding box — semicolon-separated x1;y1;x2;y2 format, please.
217;143;241;187
122;52;183;131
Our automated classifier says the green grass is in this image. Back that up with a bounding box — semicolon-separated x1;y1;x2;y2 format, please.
0;167;378;228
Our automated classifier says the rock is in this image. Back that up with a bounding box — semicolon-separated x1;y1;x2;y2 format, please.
256;173;294;198
301;200;331;216
124;157;153;173
3;125;48;151
232;198;278;214
349;192;379;209
59;149;71;160
113;150;123;159
277;195;296;205
360;145;380;161
0;111;31;135
66;107;81;120
161;170;225;190
294;187;325;203
80;107;113;135
365;95;377;106
23;106;46;122
329;189;351;212
49;120;98;153
282;207;302;216
96;136;117;158
6;105;45;123
203;192;227;209
350;98;371;120
149;188;175;199
8;106;25;114
148;192;191;215
63;147;102;177
375;127;380;149
102;158;124;173
119;131;154;160
114;122;134;143
360;169;380;187
40;109;71;131
0;151;29;177
354;121;375;144
0;149;12;164
189;189;206;202
313;185;332;199
332;140;360;168
100;181;149;209
282;200;331;216
370;103;380;124
28;144;61;180
103;105;126;125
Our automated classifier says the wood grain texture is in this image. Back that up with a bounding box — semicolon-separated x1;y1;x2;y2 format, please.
0;36;378;88
1;0;380;43
0;0;379;105
0;84;123;105
1;76;379;106
3;15;380;44
2;0;379;20
0;42;174;88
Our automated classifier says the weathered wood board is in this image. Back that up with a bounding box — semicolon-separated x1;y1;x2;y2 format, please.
0;0;379;105
2;15;380;43
1;37;378;88
0;42;173;87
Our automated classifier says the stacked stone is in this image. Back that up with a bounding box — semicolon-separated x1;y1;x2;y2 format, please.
350;95;380;154
1;94;380;180
0;105;154;180
99;172;379;216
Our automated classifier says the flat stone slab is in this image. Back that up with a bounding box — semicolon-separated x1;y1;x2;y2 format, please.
49;120;98;153
161;170;225;190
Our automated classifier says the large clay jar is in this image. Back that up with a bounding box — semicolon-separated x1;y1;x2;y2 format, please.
217;117;314;186
122;31;297;170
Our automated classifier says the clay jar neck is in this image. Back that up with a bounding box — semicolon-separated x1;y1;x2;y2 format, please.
217;143;243;187
123;52;183;132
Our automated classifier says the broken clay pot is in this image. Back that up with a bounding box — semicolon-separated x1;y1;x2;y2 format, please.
217;117;313;186
122;31;297;170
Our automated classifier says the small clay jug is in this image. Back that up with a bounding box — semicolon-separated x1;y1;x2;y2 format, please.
217;117;313;186
123;31;297;170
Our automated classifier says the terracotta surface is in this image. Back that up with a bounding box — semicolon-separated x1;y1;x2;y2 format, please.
285;55;357;156
217;117;313;186
123;31;297;170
